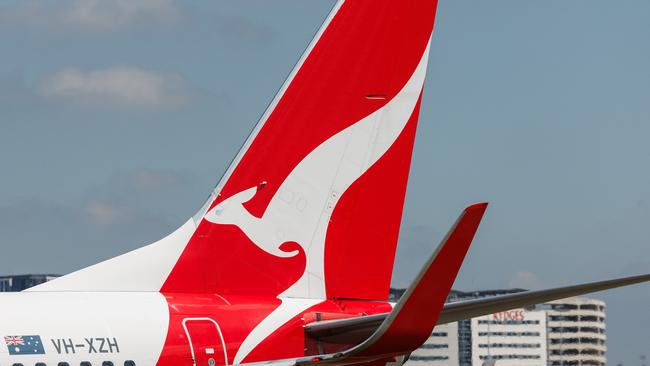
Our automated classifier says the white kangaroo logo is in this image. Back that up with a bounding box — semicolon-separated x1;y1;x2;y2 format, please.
205;104;407;298
206;186;301;259
206;43;430;301
206;108;405;296
226;43;432;365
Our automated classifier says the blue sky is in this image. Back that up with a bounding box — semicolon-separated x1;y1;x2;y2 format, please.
1;0;650;363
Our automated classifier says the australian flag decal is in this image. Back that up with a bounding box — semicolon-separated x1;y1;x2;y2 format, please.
4;335;45;355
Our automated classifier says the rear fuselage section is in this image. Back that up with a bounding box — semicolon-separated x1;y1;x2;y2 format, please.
0;292;391;366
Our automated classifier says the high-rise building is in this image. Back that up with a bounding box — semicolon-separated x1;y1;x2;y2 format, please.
391;288;606;366
541;298;607;366
407;289;527;366
471;309;548;366
409;322;459;365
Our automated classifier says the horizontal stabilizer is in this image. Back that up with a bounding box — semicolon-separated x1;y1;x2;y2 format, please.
305;273;650;344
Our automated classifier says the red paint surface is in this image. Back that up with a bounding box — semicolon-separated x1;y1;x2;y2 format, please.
162;0;438;297
155;296;393;366
324;95;423;300
184;320;227;366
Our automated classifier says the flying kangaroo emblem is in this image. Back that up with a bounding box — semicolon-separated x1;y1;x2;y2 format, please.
205;186;301;259
205;44;430;300
228;43;431;364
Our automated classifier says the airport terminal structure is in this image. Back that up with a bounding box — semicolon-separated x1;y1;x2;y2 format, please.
2;276;606;366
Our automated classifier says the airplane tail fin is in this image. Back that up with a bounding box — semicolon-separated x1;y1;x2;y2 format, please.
31;0;440;300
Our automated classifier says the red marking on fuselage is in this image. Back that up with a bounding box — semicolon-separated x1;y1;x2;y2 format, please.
155;295;393;366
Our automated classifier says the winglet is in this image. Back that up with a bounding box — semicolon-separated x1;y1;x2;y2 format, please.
352;202;488;358
292;203;488;365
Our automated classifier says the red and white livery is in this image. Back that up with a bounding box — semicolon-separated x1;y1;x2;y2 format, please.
2;2;648;366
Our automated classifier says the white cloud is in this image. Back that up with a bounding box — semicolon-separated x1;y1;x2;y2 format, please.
214;14;274;44
84;201;128;226
508;271;547;290
62;0;179;31
5;0;180;31
129;170;184;191
39;67;190;109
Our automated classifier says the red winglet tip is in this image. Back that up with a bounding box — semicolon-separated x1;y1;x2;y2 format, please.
467;201;489;210
465;202;489;218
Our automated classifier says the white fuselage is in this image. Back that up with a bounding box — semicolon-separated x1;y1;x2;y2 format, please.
0;292;168;366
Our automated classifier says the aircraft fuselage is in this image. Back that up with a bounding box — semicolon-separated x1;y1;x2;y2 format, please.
0;292;391;366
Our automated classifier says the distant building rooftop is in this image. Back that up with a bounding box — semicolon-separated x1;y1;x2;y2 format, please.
0;274;60;292
389;287;526;302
